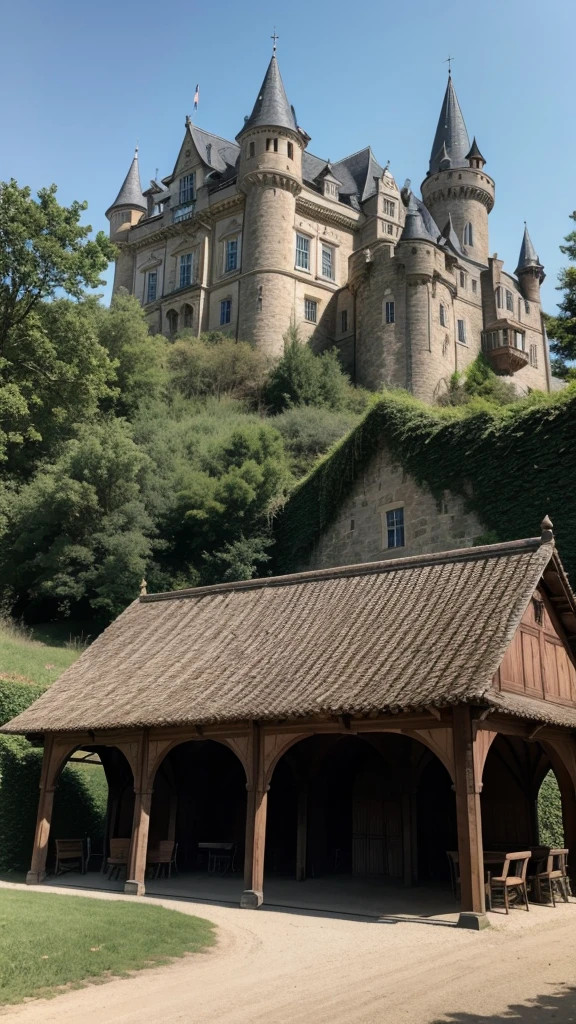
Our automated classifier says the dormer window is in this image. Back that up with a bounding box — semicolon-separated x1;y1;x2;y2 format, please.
179;174;195;205
463;222;473;246
383;199;395;217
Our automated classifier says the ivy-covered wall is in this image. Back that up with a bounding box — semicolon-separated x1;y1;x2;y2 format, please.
0;681;107;872
272;389;576;578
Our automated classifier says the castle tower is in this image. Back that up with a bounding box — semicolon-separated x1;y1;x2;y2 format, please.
105;149;146;294
236;49;306;356
515;224;545;303
420;75;494;265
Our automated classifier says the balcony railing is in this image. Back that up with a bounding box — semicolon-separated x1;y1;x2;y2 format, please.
173;202;195;224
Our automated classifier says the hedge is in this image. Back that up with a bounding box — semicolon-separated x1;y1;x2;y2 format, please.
0;680;106;872
272;388;576;577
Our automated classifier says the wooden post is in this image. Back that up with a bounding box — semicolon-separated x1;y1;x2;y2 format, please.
453;706;489;930
296;785;308;881
125;731;152;896
241;722;268;908
27;735;59;885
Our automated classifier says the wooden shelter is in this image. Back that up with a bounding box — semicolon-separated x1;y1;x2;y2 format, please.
4;519;576;929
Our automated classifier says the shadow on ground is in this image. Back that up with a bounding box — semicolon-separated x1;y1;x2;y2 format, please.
434;983;576;1022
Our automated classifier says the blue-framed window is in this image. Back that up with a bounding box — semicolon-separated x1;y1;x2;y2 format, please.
179;174;195;205
304;298;317;323
385;300;395;324
220;299;232;325
179;253;193;289
296;233;310;270
386;507;405;549
321;244;334;280
225;239;238;273
146;271;157;303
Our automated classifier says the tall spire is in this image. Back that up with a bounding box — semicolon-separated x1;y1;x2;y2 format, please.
236;53;297;139
516;223;541;274
429;76;470;174
106;148;146;216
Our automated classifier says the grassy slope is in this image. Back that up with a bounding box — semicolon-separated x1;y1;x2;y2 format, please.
0;888;215;1004
0;621;80;690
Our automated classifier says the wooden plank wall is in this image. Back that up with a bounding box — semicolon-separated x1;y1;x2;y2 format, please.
494;590;576;706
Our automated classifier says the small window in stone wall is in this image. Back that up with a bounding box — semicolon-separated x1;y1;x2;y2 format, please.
457;319;467;344
439;303;446;327
384;300;395;324
249;141;255;158
341;309;348;334
506;289;514;312
304;298;317;323
386;507;405;549
530;343;538;368
472;279;477;294
287;142;294;160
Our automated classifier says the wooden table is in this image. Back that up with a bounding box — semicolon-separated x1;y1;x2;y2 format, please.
198;842;236;873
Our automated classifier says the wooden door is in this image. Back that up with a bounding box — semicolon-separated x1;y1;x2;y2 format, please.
352;772;403;878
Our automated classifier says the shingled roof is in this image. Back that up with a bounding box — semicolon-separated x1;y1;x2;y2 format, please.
5;536;576;736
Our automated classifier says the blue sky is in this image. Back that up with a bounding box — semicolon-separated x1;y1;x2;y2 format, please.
1;0;573;312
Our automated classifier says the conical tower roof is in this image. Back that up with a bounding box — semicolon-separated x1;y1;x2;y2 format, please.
106;149;146;217
465;136;485;162
516;224;541;274
429;76;470;174
237;55;297;139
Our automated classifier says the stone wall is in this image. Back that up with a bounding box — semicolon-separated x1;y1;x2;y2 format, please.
304;441;483;571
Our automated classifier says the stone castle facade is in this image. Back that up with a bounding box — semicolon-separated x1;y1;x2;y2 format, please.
106;52;552;401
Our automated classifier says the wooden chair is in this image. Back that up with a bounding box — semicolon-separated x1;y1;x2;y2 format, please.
147;841;178;879
534;849;570;906
107;838;131;880
55;839;85;875
486;851;531;914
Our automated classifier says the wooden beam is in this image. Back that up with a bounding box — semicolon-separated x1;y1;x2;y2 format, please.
241;723;268;908
125;731;152;896
26;735;57;885
452;707;489;930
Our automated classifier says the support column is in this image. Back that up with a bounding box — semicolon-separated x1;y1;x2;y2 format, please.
296;785;308;882
241;722;268;908
27;735;58;884
453;706;489;930
125;730;152;896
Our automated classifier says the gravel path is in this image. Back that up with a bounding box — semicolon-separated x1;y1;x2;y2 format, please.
2;881;576;1023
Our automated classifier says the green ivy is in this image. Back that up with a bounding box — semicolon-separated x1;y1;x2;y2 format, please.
272;388;576;578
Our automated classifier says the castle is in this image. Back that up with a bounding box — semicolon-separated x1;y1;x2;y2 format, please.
106;49;552;401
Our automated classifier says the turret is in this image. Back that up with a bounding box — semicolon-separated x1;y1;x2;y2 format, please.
236;48;307;356
515;224;545;303
420;75;494;265
106;149;146;294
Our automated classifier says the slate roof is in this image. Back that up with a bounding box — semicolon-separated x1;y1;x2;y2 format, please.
106;150;147;216
5;537;576;735
237;55;297;138
190;125;239;172
429;75;470;174
516;224;542;274
400;194;441;243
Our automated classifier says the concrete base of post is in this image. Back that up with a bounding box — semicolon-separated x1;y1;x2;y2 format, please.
124;879;145;896
26;870;45;885
240;889;263;908
457;911;490;930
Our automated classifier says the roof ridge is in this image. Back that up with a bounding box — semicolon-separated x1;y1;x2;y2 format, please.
140;537;547;604
191;125;239;147
332;145;372;165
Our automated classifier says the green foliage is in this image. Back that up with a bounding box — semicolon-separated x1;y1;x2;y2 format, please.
538;771;564;846
438;354;518;408
0;889;215;1004
273;405;359;475
263;326;369;414
96;292;168;415
202;533;273;584
0;618;79;690
544;211;576;377
272;388;576;576
168;331;269;403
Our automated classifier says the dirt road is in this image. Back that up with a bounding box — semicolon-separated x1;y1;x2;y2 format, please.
3;882;576;1023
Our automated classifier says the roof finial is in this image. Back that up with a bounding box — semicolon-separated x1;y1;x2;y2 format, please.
271;27;279;54
444;54;454;76
540;515;554;545
140;577;148;597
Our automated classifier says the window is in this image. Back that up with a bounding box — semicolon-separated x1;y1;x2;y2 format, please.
496;286;503;308
166;309;178;334
249;141;255;158
525;300;531;314
439;303;447;327
472;279;477;294
287;142;294;160
383;199;395;217
386;222;394;235
146;271;157;304
463;222;474;246
457;319;466;343
173;204;194;223
220;299;232;325
266;138;278;152
506;289;514;312
321;244;334;280
341;309;348;333
225;238;238;273
296;233;310;270
182;304;193;329
514;331;525;351
304;298;317;323
179;253;193;289
385;300;395;324
179;174;195;205
386;507;405;549
530;343;538;368
206;144;212;163
459;271;466;289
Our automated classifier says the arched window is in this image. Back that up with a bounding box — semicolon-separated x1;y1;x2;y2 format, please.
166;309;178;335
182;304;194;330
463;222;474;246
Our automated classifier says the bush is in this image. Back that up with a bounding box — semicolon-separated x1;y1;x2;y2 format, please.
168;333;269;403
538;771;564;846
263;326;367;413
437;354;518;407
273;405;359;474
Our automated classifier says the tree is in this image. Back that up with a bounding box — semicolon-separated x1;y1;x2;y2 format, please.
168;332;269;403
544;212;576;378
96;292;168;415
263;325;366;413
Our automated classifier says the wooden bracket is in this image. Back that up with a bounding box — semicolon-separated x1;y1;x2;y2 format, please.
425;706;442;721
527;724;545;742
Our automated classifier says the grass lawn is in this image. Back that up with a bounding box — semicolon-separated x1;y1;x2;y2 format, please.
0;621;81;690
0;888;216;1005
